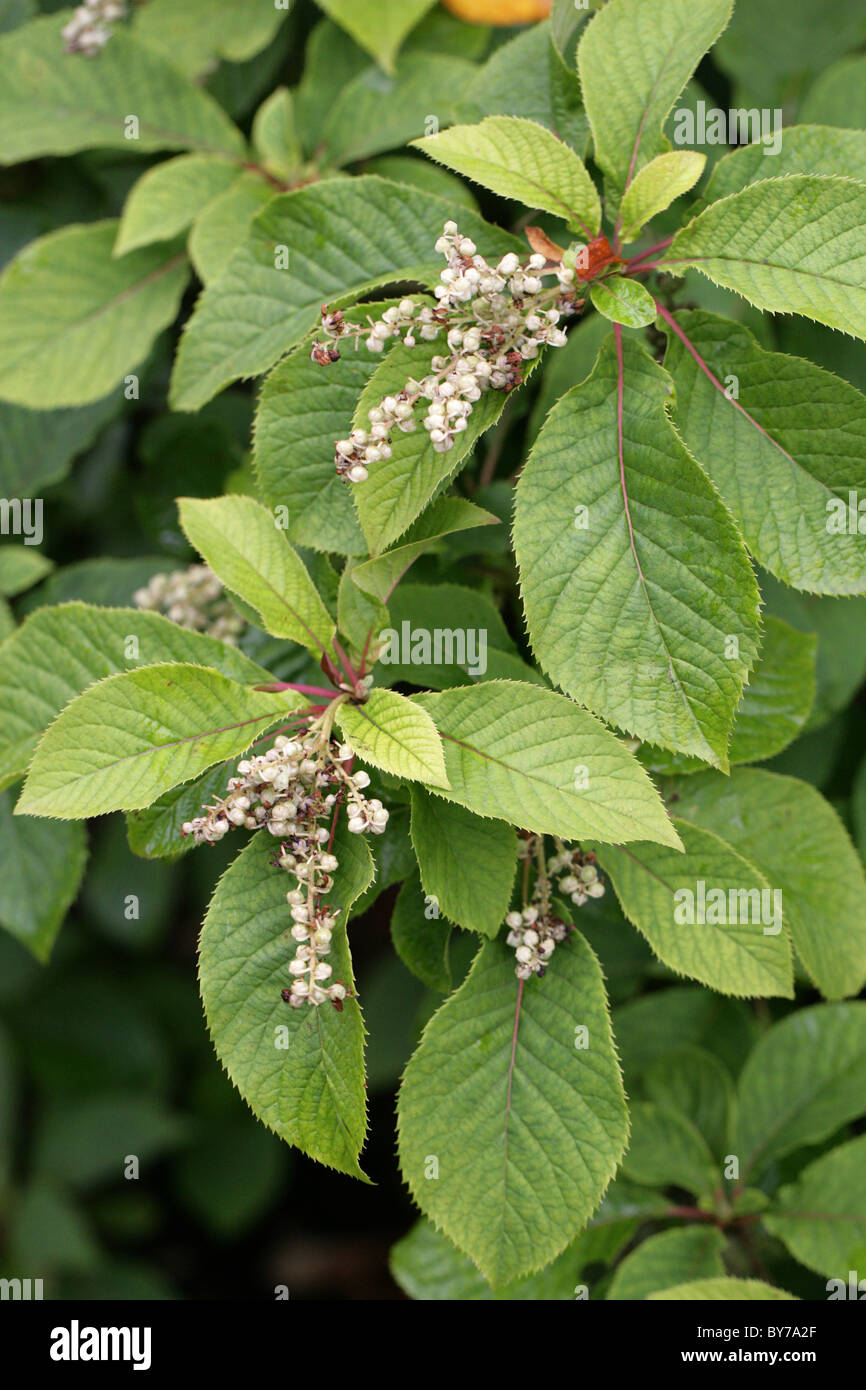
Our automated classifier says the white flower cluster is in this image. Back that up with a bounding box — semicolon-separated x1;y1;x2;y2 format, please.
505;906;571;981
182;734;389;1009
315;222;582;484
134;565;244;645
547;847;606;907
62;0;126;55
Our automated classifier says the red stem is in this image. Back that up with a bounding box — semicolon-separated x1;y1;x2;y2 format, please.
626;235;674;270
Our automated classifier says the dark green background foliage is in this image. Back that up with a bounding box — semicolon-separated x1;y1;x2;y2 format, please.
1;0;865;1300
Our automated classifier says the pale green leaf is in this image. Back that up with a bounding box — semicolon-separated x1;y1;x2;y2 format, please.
188;171;274;285
413;682;683;849
178;495;335;656
673;769;866;1001
607;1226;725;1301
413;116;601;236
663;309;866;594
0;602;271;793
410;786;517;937
351;498;499;604
251;88;300;181
733;1002;866;1180
0;14;245;163
577;0;733;199
764;1135;866;1279
337;688;449;788
352;338;530;554
665;177;866;340
397;931;628;1286
0;545;52;597
0;789;86;962
700;126;866;207
597;820;795;998
649;1277;796;1301
514;336;761;767
589;275;658;328
115;155;240;257
171;177;520;411
617;151;706;243
640;615;817;774
391;1218;588;1301
0;222;189;409
315;0;436;74
17;663;296;819
199;822;373;1177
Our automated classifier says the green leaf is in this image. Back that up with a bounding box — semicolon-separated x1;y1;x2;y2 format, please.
597;820;794;998
126;763;233;860
700;126;866;207
132;0;288;78
0;602;271;793
337;688;449;788
337;561;388;659
188;171;274;285
391;1218;589;1301
314;0;436;74
17;663;296;820
351;500;499;604
614;986;758;1083
0;789;86;962
733;1002;866;1180
0;14;245;163
171;177;520;411
0;544;52;596
665;177;866;340
252;88;300;181
397;931;628;1286
640;615;817;773
514;335;761;767
410;786;517;937
590;275;658;328
199;823;373;1178
0;223;189;409
764;1135;866;1279
663;310;866;595
460;21;586;151
761;575;866;729
115;155;240;257
390;868;452;994
352;338;530;554
413;116;601;236
621;1101;718;1196
649;1277;796;1301
413;682;682;849
178;495;335;656
714;0;865;99
618;151;706;243
577;0;733;200
644;1046;735;1160
607;1225;726;1300
322;53;476;168
673;769;866;1001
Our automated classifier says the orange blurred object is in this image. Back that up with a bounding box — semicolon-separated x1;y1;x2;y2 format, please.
441;0;552;24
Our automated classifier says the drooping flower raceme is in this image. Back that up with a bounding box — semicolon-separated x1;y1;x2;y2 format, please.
134;564;245;645
182;731;388;1009
504;840;605;980
62;0;126;55
311;222;583;484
